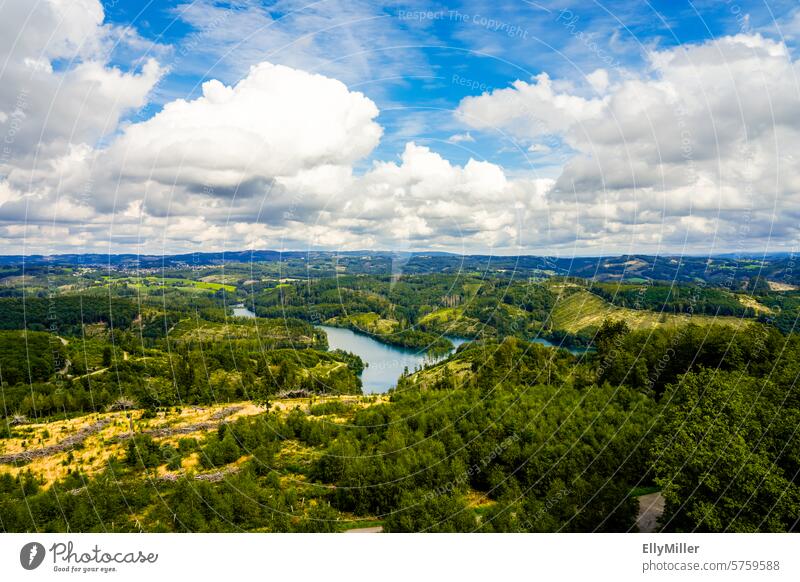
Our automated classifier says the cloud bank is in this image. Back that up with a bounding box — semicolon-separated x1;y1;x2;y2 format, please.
1;1;799;256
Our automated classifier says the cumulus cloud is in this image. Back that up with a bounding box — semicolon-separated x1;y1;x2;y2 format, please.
108;63;382;191
457;72;607;138
338;143;551;250
0;0;164;162
456;33;800;252
4;2;800;256
0;0;166;252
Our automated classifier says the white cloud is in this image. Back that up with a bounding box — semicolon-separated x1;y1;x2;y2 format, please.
4;2;800;257
586;69;610;93
0;0;164;161
447;132;475;144
108;62;382;195
457;72;607;138
455;33;800;253
168;0;432;90
0;0;165;252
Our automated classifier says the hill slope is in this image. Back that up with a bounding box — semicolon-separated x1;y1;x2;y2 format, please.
550;288;745;333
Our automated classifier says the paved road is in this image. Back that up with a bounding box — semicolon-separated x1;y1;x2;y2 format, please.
636;492;665;533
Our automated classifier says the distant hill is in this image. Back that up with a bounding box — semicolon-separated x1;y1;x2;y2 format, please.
0;250;796;287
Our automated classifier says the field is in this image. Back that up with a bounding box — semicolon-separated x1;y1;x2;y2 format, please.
104;276;236;293
418;306;486;336
549;287;745;333
0;266;797;533
170;318;317;346
0;402;263;485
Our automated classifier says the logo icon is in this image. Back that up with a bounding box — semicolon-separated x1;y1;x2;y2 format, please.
20;542;46;570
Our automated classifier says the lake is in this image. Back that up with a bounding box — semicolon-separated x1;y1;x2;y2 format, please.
317;325;467;393
531;337;592;356
231;304;586;391
232;305;467;392
232;304;257;318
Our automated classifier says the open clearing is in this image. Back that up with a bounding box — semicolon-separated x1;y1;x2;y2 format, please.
103;275;236;293
550;289;746;333
0;395;385;487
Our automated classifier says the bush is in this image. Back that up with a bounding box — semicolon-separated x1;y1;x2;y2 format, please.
309;400;352;416
125;435;164;469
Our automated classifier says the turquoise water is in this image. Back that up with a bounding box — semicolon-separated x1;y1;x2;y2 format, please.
230;303;585;390
317;325;467;393
531;337;592;355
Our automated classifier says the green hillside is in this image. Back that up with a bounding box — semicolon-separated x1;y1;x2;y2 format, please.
549;287;745;334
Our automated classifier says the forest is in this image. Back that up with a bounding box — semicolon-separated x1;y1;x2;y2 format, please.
0;261;798;533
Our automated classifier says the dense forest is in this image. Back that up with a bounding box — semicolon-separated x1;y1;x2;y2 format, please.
587;281;760;317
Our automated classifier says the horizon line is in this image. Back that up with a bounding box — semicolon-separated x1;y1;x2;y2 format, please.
0;249;791;260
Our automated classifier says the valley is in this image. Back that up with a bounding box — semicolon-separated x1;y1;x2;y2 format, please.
0;252;798;533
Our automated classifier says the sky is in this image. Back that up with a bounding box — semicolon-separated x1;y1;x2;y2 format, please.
1;0;800;256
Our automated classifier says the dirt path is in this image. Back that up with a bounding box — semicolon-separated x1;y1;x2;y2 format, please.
636;492;665;533
74;366;109;380
159;465;242;483
344;526;383;533
57;358;72;375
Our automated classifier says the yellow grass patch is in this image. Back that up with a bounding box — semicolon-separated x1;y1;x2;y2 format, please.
1;396;386;487
0;402;265;486
738;295;772;314
465;489;495;510
767;280;799;292
326;312;398;334
419;307;464;324
276;440;320;464
4;437;125;487
409;360;473;388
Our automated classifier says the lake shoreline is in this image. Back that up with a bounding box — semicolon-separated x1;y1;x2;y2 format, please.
316;324;468;394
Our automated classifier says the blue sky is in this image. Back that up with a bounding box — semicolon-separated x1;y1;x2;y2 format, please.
2;0;800;254
97;0;800;171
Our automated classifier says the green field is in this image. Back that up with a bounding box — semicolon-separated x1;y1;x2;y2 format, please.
549;287;744;333
104;275;236;293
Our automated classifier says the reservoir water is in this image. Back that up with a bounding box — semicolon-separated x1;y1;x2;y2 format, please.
230;304;587;392
531;337;592;356
232;304;257;318
232;304;467;392
317;325;467;393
